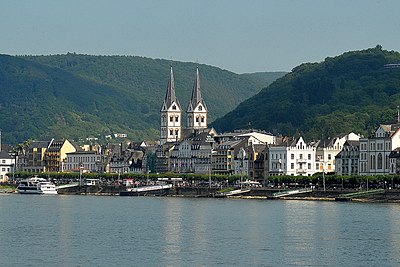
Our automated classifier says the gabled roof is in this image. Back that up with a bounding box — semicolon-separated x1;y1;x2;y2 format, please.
0;151;12;159
378;123;400;137
187;67;207;112
161;66;181;111
29;141;50;149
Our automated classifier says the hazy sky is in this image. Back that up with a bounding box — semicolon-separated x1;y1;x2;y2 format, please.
1;0;399;73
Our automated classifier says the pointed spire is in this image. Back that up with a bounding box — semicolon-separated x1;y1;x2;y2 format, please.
187;67;207;112
162;65;181;111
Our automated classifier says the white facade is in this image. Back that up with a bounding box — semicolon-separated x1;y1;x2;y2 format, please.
237;132;276;145
268;137;317;176
187;103;207;129
63;151;101;173
316;133;360;173
0;152;14;182
161;102;182;144
359;125;400;176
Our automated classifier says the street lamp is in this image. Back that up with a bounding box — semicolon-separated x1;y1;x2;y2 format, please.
322;162;326;192
205;135;214;189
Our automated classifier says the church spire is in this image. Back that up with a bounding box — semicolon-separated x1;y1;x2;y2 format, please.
160;65;182;145
161;66;181;111
186;67;208;130
187;67;207;112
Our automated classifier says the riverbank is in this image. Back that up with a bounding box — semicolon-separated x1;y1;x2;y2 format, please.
3;184;400;202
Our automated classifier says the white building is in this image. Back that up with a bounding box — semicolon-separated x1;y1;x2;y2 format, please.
268;136;317;176
359;124;400;176
335;140;360;176
0;151;14;182
160;66;182;144
316;132;360;173
63;151;101;173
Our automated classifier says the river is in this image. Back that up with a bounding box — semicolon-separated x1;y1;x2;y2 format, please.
1;194;399;266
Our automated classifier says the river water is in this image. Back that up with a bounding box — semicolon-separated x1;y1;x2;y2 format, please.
1;194;400;266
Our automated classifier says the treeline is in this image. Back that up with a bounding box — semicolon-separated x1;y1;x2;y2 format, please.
0;54;283;144
212;46;400;140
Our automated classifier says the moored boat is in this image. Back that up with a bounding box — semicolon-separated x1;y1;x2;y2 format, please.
120;184;172;196
17;177;58;194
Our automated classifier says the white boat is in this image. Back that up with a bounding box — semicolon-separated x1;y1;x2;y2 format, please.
17;177;58;195
38;181;58;194
120;184;172;196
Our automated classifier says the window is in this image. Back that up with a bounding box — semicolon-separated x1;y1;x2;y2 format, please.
377;153;382;169
172;105;176;110
308;163;311;169
169;130;173;136
196;117;199;122
308;154;311;160
299;154;303;159
1;160;5;164
201;116;205;122
175;116;179;122
291;154;294;159
291;163;294;169
198;106;202;111
328;154;331;160
316;163;319;169
175;129;179;136
170;116;173;122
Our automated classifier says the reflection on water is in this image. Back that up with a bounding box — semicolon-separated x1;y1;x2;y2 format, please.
1;195;400;266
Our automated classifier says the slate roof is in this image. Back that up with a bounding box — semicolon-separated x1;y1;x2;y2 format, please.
161;66;181;111
187;67;207;112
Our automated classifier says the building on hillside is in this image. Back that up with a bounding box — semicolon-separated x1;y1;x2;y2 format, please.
359;123;400;176
389;148;400;174
63;151;102;173
0;133;15;182
213;139;247;175
45;139;77;172
21;141;50;173
249;144;268;182
335;140;360;176
315;132;360;174
268;136;317;176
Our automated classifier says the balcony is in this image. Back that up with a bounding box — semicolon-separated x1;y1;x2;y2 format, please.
296;158;307;163
296;168;307;174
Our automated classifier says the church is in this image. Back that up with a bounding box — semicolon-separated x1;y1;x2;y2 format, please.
160;66;212;145
157;66;217;174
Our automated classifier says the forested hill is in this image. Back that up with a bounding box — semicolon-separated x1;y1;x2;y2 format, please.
0;54;284;144
212;46;400;139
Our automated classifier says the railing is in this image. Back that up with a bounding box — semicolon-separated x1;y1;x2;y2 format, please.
337;189;385;199
296;168;307;173
272;188;313;198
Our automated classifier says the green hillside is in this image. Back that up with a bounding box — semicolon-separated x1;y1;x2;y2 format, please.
212;46;400;139
0;54;283;144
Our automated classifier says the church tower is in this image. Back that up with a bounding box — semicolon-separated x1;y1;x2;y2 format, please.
186;67;208;130
160;66;182;145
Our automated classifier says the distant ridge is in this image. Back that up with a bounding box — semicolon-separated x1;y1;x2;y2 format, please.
212;46;400;139
0;54;284;143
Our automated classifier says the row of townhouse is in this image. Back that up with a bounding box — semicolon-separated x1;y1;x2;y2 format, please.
10;138;152;175
155;127;365;182
336;122;400;176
